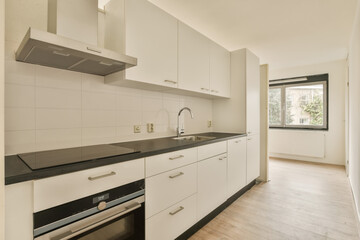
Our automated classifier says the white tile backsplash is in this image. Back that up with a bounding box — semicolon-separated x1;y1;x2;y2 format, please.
5;59;213;154
5;83;35;108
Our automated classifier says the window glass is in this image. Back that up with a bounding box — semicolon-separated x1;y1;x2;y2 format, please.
268;74;328;130
269;88;282;126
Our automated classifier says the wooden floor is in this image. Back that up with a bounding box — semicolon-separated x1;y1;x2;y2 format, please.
189;158;360;240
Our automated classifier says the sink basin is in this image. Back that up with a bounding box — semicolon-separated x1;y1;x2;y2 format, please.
172;135;216;141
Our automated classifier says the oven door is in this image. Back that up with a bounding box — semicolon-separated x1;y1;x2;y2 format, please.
35;196;144;240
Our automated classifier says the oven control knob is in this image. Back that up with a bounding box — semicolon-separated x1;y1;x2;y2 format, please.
98;201;107;211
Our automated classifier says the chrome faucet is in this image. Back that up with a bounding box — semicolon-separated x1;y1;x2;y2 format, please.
177;107;194;137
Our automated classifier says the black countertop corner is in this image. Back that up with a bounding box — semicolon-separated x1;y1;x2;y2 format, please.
5;132;246;185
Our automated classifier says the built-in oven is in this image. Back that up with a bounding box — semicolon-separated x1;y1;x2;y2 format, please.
34;179;145;240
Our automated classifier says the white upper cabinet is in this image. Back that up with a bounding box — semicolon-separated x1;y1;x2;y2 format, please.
246;50;260;135
210;42;230;98
178;22;210;94
125;0;178;88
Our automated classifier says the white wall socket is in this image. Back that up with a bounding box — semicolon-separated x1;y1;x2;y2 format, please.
147;123;154;133
134;125;141;133
208;120;212;128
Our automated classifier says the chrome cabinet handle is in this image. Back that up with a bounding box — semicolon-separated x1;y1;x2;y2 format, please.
235;140;241;143
169;172;184;179
201;88;209;91
53;51;70;57
87;46;102;53
169;155;184;160
247;131;252;134
88;171;116;181
164;80;177;84
211;90;219;93
247;138;252;141
219;156;227;160
58;203;141;240
169;206;184;215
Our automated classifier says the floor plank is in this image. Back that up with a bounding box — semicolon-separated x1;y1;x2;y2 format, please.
189;158;360;240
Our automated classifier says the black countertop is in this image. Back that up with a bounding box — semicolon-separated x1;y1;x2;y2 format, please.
5;132;246;185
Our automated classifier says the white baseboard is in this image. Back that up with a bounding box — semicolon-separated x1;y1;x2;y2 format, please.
348;178;360;237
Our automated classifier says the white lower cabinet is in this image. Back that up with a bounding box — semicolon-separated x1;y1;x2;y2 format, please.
146;194;197;240
145;162;197;218
5;181;33;240
246;134;260;184
227;137;247;197
197;153;227;220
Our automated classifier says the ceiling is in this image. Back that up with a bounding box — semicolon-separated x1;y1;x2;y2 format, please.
149;0;358;69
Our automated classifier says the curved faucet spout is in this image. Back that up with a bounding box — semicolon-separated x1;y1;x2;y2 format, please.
177;107;194;137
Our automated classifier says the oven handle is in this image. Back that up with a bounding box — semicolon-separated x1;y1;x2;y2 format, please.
52;202;142;240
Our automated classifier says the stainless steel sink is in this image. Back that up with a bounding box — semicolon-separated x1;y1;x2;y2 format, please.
172;135;216;141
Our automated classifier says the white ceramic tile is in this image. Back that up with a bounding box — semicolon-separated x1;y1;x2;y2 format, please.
36;109;81;130
163;98;180;113
5;108;35;131
82;110;118;128
36;65;82;90
118;94;142;111
5;60;35;85
5;83;35;108
5;130;36;155
36;128;82;151
36;87;81;109
82;127;118;146
82;91;118;110
118;110;142;126
82;74;118;93
5;41;17;60
117;126;135;137
142;111;166;125
142;97;163;112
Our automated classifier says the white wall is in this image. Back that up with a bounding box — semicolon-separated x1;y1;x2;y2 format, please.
348;0;360;220
0;0;5;238
269;59;346;165
4;0;213;155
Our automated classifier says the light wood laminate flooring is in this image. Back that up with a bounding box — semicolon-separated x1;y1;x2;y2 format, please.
189;158;360;240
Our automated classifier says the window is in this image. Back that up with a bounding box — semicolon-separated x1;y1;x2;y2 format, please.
269;74;328;130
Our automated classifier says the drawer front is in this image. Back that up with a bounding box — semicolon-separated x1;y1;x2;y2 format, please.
146;194;197;240
145;163;197;218
34;158;145;212
145;147;197;177
198;141;227;160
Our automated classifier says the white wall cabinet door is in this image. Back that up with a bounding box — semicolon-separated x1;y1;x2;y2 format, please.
210;41;230;98
178;22;210;94
197;153;227;220
227;137;247;197
246;50;260;135
246;134;260;184
125;0;178;88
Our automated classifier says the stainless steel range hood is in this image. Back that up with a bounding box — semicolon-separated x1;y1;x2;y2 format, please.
15;27;137;76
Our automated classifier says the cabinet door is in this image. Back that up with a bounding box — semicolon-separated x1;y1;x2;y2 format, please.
5;182;33;240
210;41;230;98
227;137;247;197
246;134;260;184
197;153;227;220
178;22;210;94
125;0;178;88
246;50;260;135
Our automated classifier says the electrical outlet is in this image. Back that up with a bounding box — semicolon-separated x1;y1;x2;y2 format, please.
134;125;141;133
147;123;154;133
208;120;212;128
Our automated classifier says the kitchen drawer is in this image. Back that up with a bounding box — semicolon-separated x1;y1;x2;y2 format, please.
34;158;144;212
145;147;197;177
145;162;197;218
146;194;197;240
198;141;227;160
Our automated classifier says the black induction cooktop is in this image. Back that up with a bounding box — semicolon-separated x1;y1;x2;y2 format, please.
18;144;140;170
